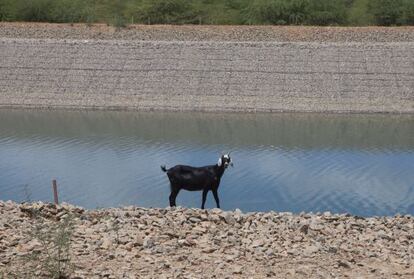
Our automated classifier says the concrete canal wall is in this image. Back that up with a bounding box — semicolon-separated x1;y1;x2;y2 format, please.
0;24;413;113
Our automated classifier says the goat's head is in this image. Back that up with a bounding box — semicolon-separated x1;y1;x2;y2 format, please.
218;153;233;169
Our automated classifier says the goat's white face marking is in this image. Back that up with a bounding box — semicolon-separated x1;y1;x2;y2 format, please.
218;154;232;168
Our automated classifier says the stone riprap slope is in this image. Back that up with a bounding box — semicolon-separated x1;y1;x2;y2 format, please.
0;36;413;113
0;202;413;278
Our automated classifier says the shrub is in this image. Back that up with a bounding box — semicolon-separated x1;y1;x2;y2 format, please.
368;0;404;26
307;0;347;25
49;0;94;23
94;0;128;27
347;0;373;26
0;0;412;26
9;208;76;279
193;0;245;25
131;0;197;24
0;0;12;21
243;0;288;25
403;0;414;25
4;0;95;23
14;0;54;22
285;0;309;25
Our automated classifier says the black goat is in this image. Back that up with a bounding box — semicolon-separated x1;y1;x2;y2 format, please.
161;154;233;209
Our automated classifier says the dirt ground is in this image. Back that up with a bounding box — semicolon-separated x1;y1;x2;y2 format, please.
1;22;414;42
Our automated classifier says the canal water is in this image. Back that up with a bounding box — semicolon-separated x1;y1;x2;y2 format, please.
0;109;413;216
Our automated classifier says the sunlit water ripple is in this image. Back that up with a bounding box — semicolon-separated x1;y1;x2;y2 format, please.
0;109;413;216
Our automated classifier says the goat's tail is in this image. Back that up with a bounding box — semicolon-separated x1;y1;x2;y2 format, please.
160;165;167;172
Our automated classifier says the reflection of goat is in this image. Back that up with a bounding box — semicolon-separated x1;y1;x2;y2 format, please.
161;154;233;209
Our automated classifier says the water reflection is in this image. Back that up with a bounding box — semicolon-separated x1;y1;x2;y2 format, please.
0;109;413;216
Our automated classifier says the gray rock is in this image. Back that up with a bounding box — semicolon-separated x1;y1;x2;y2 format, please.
101;238;112;250
300;224;309;234
337;260;351;268
202;247;217;253
303;245;319;256
233;265;243;274
189;217;201;223
134;234;144;246
143;237;155;249
222;212;236;225
251;239;265;248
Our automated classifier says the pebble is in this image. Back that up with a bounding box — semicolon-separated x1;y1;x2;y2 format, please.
1;201;413;278
1;23;413;43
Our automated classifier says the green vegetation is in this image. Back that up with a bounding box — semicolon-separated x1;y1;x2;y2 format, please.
347;0;373;26
28;213;74;279
0;0;413;26
6;208;76;279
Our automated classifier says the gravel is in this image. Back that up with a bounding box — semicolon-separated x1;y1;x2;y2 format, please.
1;201;413;278
1;22;414;42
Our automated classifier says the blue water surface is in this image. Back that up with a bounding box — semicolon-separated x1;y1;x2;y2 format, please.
0;109;413;216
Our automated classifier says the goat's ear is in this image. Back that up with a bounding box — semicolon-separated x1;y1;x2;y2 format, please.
217;157;222;166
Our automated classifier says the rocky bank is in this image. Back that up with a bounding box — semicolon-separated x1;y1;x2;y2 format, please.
1;23;413;113
0;201;413;278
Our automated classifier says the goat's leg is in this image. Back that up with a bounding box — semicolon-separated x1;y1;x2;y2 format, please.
201;189;209;209
169;188;180;207
212;189;220;208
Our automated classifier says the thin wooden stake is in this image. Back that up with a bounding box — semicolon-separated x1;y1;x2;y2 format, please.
52;179;59;205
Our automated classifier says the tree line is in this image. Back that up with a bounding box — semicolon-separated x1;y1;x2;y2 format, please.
0;0;413;27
